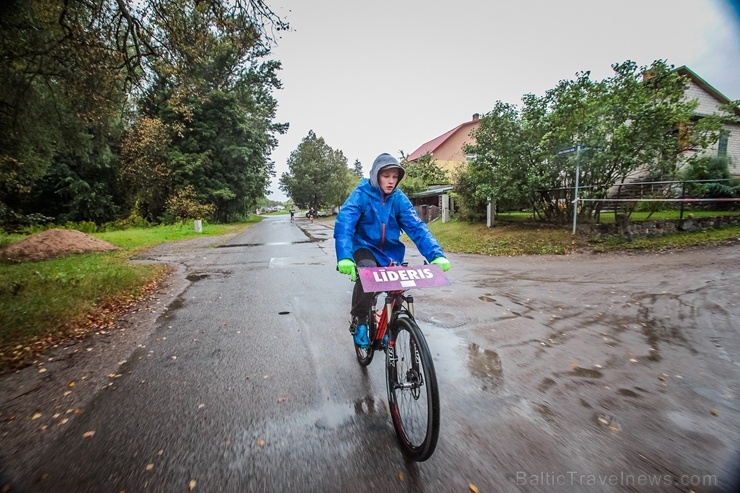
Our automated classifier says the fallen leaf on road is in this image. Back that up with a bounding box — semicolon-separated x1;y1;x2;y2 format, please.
257;438;265;447
469;483;479;493
398;472;404;481
711;410;719;416
82;430;95;438
198;403;205;409
146;463;154;471
68;382;75;388
31;413;42;420
189;480;196;490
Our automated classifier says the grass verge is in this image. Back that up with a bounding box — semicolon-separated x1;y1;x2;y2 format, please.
428;218;740;256
0;219;260;373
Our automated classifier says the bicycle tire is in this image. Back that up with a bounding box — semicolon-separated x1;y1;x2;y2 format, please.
354;309;376;366
386;315;440;461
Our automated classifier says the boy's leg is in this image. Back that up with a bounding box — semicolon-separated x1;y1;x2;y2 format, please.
350;248;378;323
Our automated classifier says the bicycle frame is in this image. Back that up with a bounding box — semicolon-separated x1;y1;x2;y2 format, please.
370;290;413;349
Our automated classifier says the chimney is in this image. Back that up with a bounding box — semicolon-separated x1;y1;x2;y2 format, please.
472;113;480;121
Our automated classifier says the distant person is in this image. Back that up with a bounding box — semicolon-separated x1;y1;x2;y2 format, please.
333;152;450;348
308;207;316;223
290;208;295;222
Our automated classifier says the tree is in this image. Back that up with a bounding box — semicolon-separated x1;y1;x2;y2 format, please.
0;0;288;228
279;131;354;210
0;0;131;226
164;185;216;223
398;152;449;197
461;60;729;224
135;0;287;223
351;159;364;178
120;117;173;221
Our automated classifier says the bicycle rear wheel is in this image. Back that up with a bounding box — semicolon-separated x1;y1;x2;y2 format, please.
386;316;440;461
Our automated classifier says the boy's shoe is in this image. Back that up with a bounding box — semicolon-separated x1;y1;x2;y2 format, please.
354;324;370;348
382;332;389;348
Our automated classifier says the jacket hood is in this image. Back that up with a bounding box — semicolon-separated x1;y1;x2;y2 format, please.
369;153;405;189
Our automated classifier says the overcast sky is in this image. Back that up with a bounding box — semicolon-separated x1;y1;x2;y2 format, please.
264;0;740;202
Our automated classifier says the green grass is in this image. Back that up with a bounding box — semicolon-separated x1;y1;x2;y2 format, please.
496;209;740;224
426;220;579;255
0;252;165;348
426;217;740;256
587;225;740;252
0;219;261;372
94;220;259;250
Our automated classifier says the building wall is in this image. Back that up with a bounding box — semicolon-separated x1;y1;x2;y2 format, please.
431;122;479;175
684;80;740;177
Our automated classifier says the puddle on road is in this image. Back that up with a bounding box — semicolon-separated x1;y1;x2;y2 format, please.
466;343;504;390
617;388;641;398
269;257;326;268
313;396;388;430
186;273;209;282
571;366;603;379
186;270;233;283
217;240;314;248
423;324;504;392
418;311;476;329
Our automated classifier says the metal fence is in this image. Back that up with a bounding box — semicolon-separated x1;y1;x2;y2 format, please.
571;178;740;234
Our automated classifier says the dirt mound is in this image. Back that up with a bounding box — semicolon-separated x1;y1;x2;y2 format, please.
1;228;120;262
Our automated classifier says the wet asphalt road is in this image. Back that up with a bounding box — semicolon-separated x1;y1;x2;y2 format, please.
2;216;740;492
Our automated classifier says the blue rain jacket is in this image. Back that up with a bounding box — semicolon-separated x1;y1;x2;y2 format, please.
334;154;444;266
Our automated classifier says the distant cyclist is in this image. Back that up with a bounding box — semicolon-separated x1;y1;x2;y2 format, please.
333;153;450;348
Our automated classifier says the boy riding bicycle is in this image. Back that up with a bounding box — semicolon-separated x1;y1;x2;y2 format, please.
334;153;450;348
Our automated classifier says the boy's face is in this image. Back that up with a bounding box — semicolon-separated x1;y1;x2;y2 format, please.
378;168;400;194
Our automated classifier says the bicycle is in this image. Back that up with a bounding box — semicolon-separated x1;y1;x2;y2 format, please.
352;263;449;461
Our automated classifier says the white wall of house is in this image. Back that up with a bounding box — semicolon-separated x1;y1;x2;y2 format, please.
684;79;740;177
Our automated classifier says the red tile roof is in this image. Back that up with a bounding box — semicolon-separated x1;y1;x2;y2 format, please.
407;114;480;162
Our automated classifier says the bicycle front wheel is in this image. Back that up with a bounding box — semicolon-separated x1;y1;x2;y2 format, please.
386;316;440;461
354;311;376;367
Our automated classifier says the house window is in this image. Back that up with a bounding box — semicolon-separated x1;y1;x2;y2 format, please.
718;130;728;157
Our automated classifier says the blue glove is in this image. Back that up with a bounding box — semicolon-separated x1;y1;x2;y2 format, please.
337;258;357;281
431;257;450;272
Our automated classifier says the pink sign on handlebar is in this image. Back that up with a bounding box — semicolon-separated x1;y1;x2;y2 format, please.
358;265;450;292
